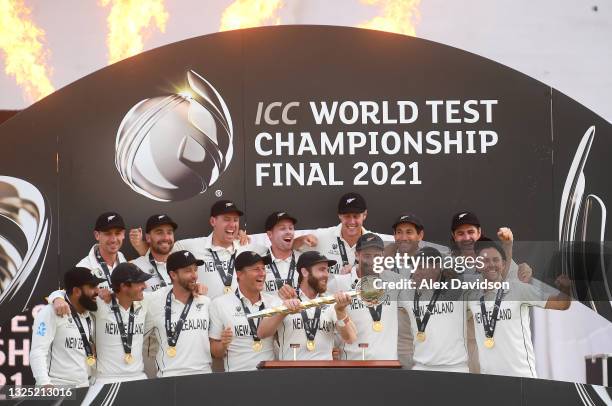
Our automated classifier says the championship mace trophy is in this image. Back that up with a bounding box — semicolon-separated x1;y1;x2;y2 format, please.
247;275;385;320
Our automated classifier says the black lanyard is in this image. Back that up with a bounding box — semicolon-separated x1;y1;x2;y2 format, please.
165;290;193;347
209;249;236;288
65;296;94;358
110;294;135;355
235;290;265;342
479;288;505;339
94;246;114;287
336;237;349;267
148;252;168;287
297;289;322;342
368;304;384;322
268;250;296;289
413;279;444;333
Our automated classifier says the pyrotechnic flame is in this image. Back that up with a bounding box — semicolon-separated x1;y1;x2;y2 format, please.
100;0;169;64
360;0;421;36
0;0;54;102
219;0;283;31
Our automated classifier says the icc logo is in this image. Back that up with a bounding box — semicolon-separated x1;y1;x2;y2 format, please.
115;70;234;202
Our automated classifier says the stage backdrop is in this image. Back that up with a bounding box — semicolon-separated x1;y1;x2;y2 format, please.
0;25;610;386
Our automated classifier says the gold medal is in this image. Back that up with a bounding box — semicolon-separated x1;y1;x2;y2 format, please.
167;346;177;357
86;356;96;366
372;321;383;332
252;341;263;352
306;340;315;351
124;353;134;364
484;337;495;349
416;331;426;342
224;286;232;294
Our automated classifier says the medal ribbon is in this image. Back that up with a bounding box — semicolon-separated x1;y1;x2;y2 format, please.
235;290;265;342
209;249;236;288
65;295;94;359
110;294;135;356
367;304;384;322
296;288;322;343
479;288;505;339
148;252;168;288
268;250;296;289
336;237;350;267
412;276;445;334
94;245;119;287
165;290;194;348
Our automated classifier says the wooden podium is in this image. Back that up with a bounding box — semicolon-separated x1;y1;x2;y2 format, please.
257;360;402;369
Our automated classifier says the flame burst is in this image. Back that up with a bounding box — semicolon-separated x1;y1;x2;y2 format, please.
0;0;54;102
100;0;169;64
219;0;283;31
360;0;421;36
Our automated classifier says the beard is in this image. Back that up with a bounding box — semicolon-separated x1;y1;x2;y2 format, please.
307;273;327;294
79;294;98;311
151;240;173;255
177;277;196;292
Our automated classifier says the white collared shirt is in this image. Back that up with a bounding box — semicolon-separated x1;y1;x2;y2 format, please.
309;224;370;275
131;250;172;292
263;249;300;294
400;285;469;369
327;268;400;360
468;280;548;378
144;287;212;377
77;244;127;290
272;293;339;360
209;288;276;371
30;304;93;387
174;234;258;299
90;296;149;383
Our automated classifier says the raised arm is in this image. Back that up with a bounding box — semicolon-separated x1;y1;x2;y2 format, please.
545;274;572;310
333;291;357;344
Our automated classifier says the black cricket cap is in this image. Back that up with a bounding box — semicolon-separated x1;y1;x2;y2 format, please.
210;200;244;217
451;211;481;232
265;211;297;231
110;263;152;286
356;233;384;251
337;192;367;214
64;267;106;292
167;250;205;273
94;212;125;231
235;251;272;271
415;246;444;259
145;214;178;233
296;251;337;270
392;213;424;231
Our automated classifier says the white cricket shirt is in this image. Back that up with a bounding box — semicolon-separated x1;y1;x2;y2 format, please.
209;288;276;371
143;287;212;377
76;244;127;290
468;279;548;378
30;304;93;387
327;268;399;360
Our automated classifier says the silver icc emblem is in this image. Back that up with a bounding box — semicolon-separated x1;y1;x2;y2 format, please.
115;70;234;202
0;176;51;309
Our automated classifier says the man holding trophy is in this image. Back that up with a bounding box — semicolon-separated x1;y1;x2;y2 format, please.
328;233;403;360
257;251;357;360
